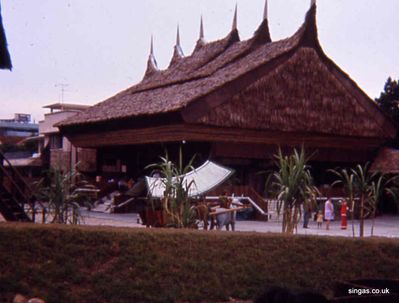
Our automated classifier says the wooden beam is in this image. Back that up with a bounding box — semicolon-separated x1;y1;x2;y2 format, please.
211;142;375;163
65;124;385;151
209;207;246;216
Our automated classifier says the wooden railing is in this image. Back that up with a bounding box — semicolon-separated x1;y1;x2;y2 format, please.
207;185;269;220
0;149;45;222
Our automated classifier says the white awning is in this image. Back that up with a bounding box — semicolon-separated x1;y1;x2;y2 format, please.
145;160;233;198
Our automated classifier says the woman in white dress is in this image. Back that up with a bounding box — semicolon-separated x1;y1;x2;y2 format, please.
324;199;334;230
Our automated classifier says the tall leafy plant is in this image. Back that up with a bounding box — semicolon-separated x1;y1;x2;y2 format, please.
351;164;373;237
267;147;319;234
368;175;397;236
330;164;373;237
330;163;398;237
329;168;356;237
147;147;197;228
35;167;90;224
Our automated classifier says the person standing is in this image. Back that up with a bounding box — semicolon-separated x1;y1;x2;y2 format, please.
316;210;323;229
303;202;312;228
324;198;334;230
340;199;348;230
218;191;231;209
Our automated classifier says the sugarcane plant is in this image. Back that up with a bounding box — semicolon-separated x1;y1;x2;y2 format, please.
34;166;91;224
266;147;319;234
329;168;356;237
352;164;373;237
330;164;374;237
330;163;398;237
146;147;197;228
367;174;398;236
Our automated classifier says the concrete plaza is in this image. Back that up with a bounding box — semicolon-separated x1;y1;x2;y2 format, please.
80;210;399;238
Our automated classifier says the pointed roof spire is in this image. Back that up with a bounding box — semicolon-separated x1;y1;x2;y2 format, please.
175;24;184;56
194;16;206;51
226;3;240;45
199;15;204;40
169;25;184;67
232;3;238;30
299;0;319;47
263;0;268;20
144;35;158;78
176;24;181;47
253;0;271;44
150;35;154;56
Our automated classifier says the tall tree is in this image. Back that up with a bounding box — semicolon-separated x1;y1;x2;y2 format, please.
375;77;399;122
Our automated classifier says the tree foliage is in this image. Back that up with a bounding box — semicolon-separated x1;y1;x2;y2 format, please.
375;77;399;122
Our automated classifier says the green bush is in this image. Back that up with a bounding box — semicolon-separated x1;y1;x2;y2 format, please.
0;224;398;302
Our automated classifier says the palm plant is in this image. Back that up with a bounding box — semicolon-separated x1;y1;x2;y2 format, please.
267;147;319;234
147;147;197;228
329;168;356;237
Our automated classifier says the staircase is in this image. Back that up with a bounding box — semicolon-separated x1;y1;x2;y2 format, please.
0;150;34;222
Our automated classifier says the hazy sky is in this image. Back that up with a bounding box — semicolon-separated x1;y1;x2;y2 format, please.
0;0;398;122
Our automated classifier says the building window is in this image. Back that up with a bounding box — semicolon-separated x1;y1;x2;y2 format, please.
49;134;63;149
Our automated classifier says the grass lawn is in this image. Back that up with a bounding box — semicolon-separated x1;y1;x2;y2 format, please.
0;223;399;302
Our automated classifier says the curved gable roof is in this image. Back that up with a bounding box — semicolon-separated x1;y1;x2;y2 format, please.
59;8;307;127
58;4;396;140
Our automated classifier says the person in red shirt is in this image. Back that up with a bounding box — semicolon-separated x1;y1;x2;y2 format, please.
340;199;348;230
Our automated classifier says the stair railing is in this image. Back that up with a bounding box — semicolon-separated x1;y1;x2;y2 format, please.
0;149;45;222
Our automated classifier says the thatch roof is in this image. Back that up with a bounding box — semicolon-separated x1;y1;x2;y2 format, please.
371;148;399;174
58;4;396;141
0;3;12;70
57;7;307;127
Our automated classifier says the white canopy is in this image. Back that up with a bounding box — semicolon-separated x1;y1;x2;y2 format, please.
145;160;233;198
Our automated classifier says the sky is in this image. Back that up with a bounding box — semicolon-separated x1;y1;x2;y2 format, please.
0;0;398;123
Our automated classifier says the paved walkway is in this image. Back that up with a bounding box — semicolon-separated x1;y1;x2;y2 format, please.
2;210;398;238
80;210;399;238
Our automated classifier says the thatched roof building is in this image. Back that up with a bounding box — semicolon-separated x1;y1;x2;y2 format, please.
371;148;399;174
0;3;12;70
58;2;396;183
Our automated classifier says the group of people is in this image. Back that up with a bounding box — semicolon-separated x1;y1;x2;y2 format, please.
303;198;349;230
